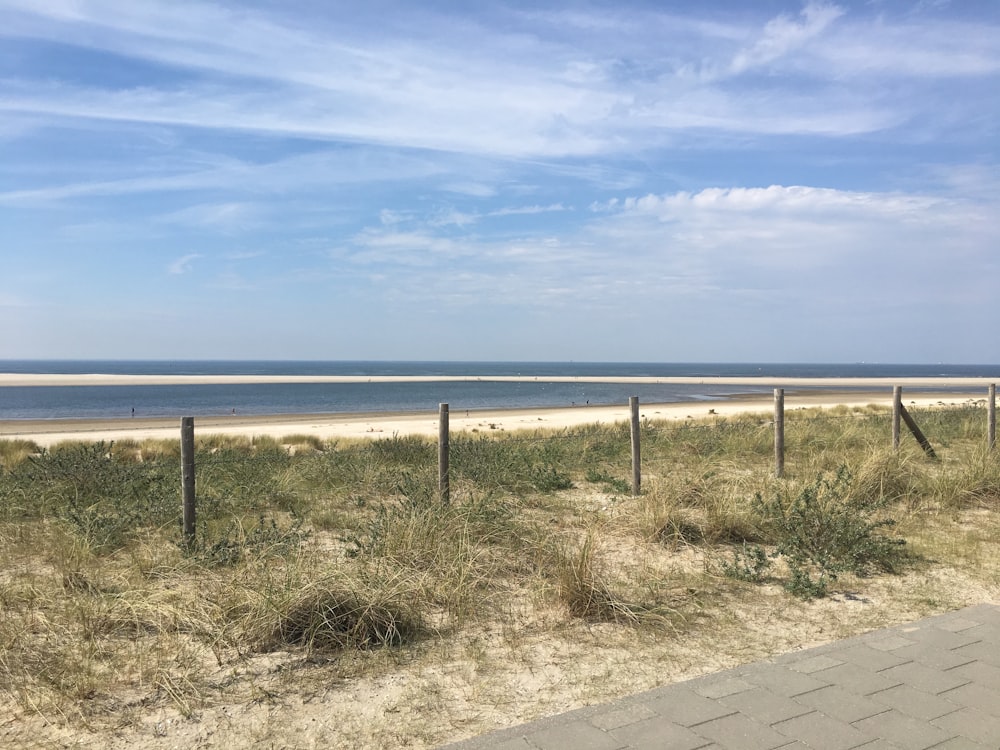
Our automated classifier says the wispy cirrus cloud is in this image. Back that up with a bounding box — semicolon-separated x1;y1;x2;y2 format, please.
168;253;200;275
2;0;997;160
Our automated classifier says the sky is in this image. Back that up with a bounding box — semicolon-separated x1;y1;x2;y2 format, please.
1;0;998;364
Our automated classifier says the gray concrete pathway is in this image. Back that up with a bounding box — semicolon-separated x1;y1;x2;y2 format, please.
441;604;1000;750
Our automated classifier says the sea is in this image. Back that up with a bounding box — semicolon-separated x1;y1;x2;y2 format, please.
1;361;998;421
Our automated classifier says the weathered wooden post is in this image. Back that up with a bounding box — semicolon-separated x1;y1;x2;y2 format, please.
180;417;196;544
892;386;902;451
438;403;450;504
989;384;996;451
774;388;785;478
900;405;937;459
629;396;641;495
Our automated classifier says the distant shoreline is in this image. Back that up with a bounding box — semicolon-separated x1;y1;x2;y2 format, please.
1;373;997;388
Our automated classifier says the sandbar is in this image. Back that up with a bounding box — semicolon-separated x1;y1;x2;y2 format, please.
0;373;997;388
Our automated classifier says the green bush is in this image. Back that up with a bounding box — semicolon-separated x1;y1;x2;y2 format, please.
6;443;176;551
754;466;907;598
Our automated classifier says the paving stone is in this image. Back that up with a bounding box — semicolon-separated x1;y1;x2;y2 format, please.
949;640;1000;668
936;617;984;633
480;739;537;750
589;703;658;731
741;665;831;698
853;709;953;750
834;644;912;671
523;721;622;750
870;684;961;721
851;742;907;750
719;687;814;725
692;712;789;749
772;710;876;750
889;644;976;671
960;605;1000;626
896;626;981;651
643;687;737;727
948;623;1000;643
932;707;1000;747
608;716;711;750
925;737;989;749
947;660;1000;692
867;635;918;652
938;682;1000;718
811;662;903;696
878;662;970;695
692;676;755;700
787;654;844;674
794;685;888;723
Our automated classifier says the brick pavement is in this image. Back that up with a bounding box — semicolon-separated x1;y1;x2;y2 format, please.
441;604;1000;750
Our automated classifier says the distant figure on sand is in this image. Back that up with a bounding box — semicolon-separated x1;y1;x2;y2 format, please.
131;407;135;417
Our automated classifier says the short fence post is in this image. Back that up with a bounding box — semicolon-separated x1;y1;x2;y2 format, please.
629;396;641;495
438;403;450;504
892;386;902;451
774;388;785;478
180;417;196;544
989;384;996;451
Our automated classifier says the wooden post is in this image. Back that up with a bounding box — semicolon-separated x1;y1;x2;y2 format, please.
629;396;641;495
899;404;938;459
774;388;785;479
892;386;902;451
438;403;450;504
988;384;996;451
180;417;196;544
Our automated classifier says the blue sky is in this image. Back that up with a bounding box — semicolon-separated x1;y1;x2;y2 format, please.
1;0;998;363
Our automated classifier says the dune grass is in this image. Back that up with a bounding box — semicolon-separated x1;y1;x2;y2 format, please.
0;403;998;746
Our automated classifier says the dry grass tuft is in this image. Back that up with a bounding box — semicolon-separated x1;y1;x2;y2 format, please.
258;587;422;652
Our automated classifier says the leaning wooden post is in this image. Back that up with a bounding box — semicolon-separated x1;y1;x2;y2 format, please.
774;388;785;478
629;396;641;495
438;403;450;504
892;386;902;451
180;417;196;545
988;384;996;451
899;404;937;459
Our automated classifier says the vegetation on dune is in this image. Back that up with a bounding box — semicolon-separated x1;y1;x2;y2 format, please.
0;403;998;745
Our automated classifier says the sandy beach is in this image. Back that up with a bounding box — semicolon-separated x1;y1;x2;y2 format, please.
1;380;992;448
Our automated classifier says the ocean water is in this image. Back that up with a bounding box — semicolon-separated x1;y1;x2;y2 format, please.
1;361;997;421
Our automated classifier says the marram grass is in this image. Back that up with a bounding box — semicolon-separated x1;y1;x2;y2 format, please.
0;403;998;743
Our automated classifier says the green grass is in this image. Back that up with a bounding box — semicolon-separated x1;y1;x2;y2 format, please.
0;402;998;744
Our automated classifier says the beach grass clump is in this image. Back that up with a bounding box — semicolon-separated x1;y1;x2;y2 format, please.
556;532;641;625
0;438;42;471
344;491;534;616
246;575;426;653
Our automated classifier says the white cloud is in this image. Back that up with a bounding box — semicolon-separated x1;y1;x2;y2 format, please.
3;0;996;160
728;2;845;75
168;253;200;274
